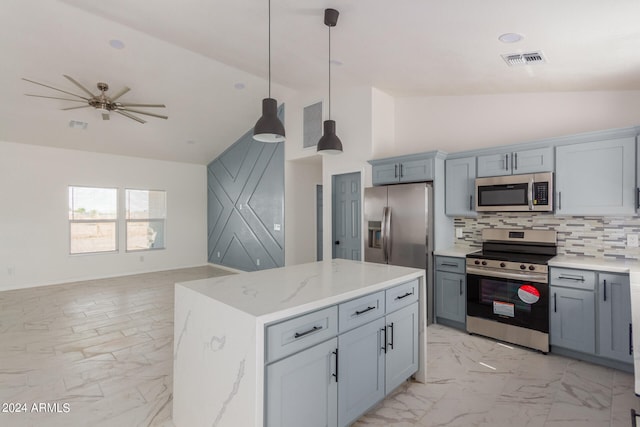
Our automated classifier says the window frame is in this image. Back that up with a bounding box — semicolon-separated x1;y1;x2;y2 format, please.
124;188;167;252
68;185;119;255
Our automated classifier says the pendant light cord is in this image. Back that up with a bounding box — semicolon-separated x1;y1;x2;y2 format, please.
268;0;271;99
328;25;331;120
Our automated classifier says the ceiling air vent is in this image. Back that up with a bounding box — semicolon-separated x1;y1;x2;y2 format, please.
502;51;546;66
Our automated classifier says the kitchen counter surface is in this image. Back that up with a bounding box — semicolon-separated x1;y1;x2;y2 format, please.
434;245;479;258
549;255;640;274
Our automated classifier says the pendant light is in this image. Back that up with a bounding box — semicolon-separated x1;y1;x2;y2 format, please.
253;0;285;143
317;8;343;155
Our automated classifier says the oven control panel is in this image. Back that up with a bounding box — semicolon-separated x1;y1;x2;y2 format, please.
466;257;548;281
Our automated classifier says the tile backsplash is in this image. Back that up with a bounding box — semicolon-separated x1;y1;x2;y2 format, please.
454;213;640;260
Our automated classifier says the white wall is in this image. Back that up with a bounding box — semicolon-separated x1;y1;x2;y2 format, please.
395;90;640;154
0;141;207;290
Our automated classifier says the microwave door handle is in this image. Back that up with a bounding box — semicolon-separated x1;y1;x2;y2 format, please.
528;178;534;211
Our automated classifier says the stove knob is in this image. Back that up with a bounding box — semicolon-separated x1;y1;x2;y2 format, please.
475;260;480;265
520;264;526;270
500;262;506;268
528;265;535;271
481;261;487;266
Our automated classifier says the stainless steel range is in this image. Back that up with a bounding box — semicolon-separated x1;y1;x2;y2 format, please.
466;229;557;353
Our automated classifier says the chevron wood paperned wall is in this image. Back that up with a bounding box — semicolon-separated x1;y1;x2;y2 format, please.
207;108;285;271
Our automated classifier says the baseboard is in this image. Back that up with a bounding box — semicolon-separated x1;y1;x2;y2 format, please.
207;262;246;274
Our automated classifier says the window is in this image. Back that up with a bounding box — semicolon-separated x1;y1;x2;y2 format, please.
126;189;166;251
69;186;118;254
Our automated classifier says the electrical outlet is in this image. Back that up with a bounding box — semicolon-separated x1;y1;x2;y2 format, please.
455;228;463;239
256;258;261;266
139;255;145;262
274;224;281;231
627;234;639;248
217;251;221;258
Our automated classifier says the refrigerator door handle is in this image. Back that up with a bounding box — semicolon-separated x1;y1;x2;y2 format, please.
385;207;392;261
381;207;389;263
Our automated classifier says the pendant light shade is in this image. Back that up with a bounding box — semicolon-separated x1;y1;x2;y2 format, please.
317;8;343;155
253;0;285;143
254;98;285;143
317;120;342;154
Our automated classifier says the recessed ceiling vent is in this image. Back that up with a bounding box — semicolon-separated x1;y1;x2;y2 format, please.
502;51;546;66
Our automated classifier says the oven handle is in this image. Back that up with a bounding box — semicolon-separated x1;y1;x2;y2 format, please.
466;266;548;283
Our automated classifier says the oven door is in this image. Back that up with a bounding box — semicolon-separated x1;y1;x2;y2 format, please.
466;270;549;333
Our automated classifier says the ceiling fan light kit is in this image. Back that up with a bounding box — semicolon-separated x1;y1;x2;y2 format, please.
22;75;168;124
253;0;285;143
317;8;343;155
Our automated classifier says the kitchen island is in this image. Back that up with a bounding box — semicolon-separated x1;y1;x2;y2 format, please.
172;259;426;427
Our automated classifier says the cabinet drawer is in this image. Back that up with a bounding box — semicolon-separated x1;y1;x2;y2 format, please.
338;291;385;333
550;267;596;290
266;306;338;363
386;279;419;313
435;256;466;274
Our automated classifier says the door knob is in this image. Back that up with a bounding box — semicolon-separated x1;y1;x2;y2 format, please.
335;240;340;245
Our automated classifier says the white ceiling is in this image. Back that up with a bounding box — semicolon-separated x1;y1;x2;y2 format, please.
2;0;640;164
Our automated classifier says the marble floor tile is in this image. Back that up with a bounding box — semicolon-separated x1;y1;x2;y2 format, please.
2;267;640;427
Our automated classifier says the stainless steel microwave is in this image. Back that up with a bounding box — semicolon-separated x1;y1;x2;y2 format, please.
475;172;553;212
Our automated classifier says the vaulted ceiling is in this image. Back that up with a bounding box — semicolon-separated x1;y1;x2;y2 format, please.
2;0;639;164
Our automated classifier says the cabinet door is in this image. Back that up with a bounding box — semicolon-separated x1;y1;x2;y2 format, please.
512;147;554;174
555;137;636;215
550;287;596;354
445;157;476;217
266;338;338;427
435;271;466;324
385;302;419;394
399;158;434;183
372;163;399;185
598;273;633;363
477;152;512;177
338;317;385;427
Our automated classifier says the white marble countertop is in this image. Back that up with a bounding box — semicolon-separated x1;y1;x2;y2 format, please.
177;259;424;324
434;245;479;258
548;255;640;274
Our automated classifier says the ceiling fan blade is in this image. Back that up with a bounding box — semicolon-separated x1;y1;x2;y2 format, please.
22;78;89;100
110;86;131;101
102;113;110;121
118;108;168;120
25;94;87;103
115;110;146;124
61;105;91;111
117;103;166;108
63;75;97;98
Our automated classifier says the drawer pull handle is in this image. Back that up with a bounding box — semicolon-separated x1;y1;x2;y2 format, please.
396;292;414;300
355;306;376;316
557;275;585;282
294;325;322;339
441;263;459;267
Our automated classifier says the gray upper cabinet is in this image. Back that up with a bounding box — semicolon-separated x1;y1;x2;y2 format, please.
477;146;553;177
598;273;633;364
555;137;636;215
369;153;440;185
445;157;476;217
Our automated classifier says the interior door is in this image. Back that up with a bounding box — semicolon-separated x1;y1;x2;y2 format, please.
387;183;427;269
332;172;361;260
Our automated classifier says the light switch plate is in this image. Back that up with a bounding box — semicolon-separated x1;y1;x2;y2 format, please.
627;234;639;248
274;224;281;231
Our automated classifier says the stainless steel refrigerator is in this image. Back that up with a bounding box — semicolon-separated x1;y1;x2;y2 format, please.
364;182;434;323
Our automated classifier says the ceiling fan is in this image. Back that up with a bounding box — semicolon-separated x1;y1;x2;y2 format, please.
22;75;168;124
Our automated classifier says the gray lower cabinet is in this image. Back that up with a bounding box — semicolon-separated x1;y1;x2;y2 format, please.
266;337;338;427
598;273;633;363
434;256;466;328
337;317;385;427
384;302;419;393
555;137;636;215
550;286;596;354
445;156;476;217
